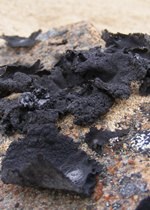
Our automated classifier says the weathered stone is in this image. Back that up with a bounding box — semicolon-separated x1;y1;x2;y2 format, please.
0;21;104;69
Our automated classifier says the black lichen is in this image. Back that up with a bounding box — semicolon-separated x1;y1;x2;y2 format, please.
0;60;44;98
85;127;128;153
135;196;150;210
102;30;150;96
0;42;149;128
102;30;150;53
0;30;41;48
1;124;102;196
139;68;150;96
1;29;150;196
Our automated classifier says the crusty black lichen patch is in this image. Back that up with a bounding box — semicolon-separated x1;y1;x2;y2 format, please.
0;30;41;48
139;68;150;96
102;30;150;96
1;30;150;196
135;196;150;210
1;124;102;196
85;127;128;153
0;45;149;128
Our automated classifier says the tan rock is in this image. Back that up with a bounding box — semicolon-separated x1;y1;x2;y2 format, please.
0;21;104;69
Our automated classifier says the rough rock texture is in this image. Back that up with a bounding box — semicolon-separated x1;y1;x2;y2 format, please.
0;21;104;69
119;173;148;198
130;130;150;154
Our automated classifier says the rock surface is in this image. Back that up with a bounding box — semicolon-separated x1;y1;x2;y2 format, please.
0;21;150;210
0;21;104;69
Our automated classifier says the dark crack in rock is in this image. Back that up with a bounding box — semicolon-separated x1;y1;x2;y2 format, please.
135;196;150;210
85;127;128;153
0;30;41;48
1;124;102;196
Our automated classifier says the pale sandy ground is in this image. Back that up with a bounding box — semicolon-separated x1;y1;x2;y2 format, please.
0;0;150;36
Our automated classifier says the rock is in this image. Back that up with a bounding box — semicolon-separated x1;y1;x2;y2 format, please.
0;21;104;69
119;173;148;198
130;130;150;154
